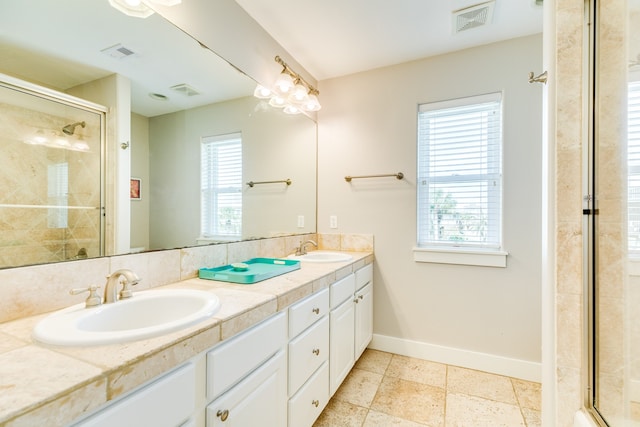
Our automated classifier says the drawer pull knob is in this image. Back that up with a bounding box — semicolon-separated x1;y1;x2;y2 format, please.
217;409;229;421
354;298;359;303
312;399;320;407
358;295;364;300
312;348;320;355
312;307;320;314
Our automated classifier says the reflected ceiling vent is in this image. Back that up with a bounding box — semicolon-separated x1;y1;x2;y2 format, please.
452;1;495;33
100;43;137;59
170;83;200;97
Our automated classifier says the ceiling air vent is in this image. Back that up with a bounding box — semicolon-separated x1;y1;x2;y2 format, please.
452;1;495;34
100;43;136;59
170;83;200;97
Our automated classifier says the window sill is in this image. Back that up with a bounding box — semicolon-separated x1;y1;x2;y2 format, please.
413;247;508;268
629;258;640;276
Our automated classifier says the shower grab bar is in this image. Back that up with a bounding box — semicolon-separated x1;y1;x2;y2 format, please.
246;178;292;187
344;172;404;182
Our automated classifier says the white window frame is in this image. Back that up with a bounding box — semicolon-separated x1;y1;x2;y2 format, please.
200;132;242;241
413;93;507;267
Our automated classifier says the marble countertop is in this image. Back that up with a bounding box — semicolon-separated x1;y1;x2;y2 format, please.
0;251;373;426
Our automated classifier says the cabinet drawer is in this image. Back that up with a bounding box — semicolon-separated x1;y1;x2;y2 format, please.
74;363;195;427
289;288;329;338
330;273;355;309
288;315;329;395
355;263;373;291
288;361;329;427
207;312;286;400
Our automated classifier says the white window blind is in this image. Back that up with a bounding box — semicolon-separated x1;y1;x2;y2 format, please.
628;81;640;254
417;93;502;249
47;162;68;229
201;133;242;239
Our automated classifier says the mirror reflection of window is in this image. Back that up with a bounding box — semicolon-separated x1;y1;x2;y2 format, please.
629;81;640;252
47;162;68;229
200;133;242;241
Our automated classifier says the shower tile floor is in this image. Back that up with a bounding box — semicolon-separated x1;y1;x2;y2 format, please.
313;349;541;427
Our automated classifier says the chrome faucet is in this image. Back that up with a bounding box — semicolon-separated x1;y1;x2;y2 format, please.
295;239;318;256
104;269;140;303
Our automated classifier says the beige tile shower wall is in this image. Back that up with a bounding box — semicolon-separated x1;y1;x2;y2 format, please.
0;232;369;324
554;0;587;425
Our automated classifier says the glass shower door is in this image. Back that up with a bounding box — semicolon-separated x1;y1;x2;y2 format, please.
590;0;640;424
0;79;104;268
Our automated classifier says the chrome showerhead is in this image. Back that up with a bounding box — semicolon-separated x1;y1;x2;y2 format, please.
62;121;85;136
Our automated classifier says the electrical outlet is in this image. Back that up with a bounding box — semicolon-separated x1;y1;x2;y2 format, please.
329;215;338;229
297;215;304;228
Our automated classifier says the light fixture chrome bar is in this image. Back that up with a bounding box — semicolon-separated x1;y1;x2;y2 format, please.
274;56;319;95
344;172;404;182
246;178;292;188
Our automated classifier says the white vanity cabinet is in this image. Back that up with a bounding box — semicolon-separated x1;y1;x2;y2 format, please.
287;288;330;427
72;363;196;427
206;312;287;427
329;264;374;396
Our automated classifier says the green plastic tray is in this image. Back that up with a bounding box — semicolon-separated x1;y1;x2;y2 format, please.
198;257;300;284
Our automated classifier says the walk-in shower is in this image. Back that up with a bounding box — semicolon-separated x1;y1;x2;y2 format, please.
0;74;105;268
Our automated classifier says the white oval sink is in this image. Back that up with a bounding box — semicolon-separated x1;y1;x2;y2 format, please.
289;251;353;263
33;289;220;346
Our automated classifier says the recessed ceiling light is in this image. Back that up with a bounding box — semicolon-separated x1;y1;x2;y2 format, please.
149;93;169;101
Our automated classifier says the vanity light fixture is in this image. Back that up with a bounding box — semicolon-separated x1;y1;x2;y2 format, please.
108;0;181;19
255;56;321;114
24;128;90;152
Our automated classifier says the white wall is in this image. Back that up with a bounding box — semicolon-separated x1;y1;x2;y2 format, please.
318;34;543;379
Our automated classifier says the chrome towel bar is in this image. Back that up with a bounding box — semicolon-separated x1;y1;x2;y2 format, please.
344;172;404;182
246;178;292;187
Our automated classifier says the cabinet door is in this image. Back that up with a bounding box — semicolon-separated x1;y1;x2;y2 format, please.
329;298;355;396
74;363;195;427
354;282;373;360
206;350;287;427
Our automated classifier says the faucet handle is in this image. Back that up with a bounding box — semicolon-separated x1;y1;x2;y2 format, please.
70;285;102;308
119;278;139;299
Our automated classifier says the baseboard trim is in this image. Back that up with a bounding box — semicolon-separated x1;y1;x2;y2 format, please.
370;333;541;383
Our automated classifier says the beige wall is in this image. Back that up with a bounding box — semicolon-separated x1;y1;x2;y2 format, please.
317;34;543;378
130;113;150;250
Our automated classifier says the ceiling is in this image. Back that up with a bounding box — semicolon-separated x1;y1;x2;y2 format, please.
233;0;544;80
0;0;255;117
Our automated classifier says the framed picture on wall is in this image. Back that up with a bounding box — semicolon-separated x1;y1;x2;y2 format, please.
130;178;141;200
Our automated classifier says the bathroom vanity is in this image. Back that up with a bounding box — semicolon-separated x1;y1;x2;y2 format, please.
0;250;373;427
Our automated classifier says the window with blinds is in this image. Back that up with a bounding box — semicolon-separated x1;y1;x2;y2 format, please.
417;93;503;249
47;162;69;229
629;81;640;254
201;133;242;240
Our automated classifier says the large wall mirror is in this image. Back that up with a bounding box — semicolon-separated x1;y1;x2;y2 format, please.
0;0;317;269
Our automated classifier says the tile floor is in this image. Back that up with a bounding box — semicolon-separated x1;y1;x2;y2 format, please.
313;349;541;427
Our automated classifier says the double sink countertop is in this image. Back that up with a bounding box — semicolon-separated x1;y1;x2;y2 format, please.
0;251;373;426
